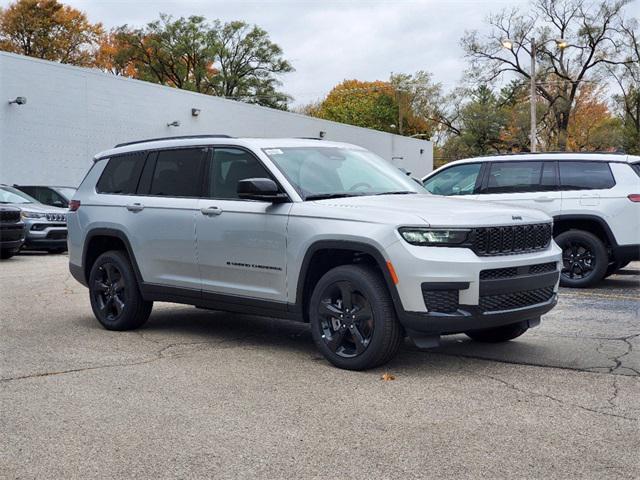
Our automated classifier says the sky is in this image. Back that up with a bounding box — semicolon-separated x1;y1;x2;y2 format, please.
6;0;639;106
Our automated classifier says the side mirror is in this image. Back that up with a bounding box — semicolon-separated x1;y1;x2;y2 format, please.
237;178;289;203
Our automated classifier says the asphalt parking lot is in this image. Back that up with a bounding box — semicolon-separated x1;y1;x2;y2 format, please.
1;254;639;479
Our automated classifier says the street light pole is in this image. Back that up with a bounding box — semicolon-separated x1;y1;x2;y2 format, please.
501;36;567;153
530;37;537;153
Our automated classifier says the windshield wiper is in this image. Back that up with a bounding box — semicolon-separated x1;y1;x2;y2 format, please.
374;191;418;196
305;192;363;201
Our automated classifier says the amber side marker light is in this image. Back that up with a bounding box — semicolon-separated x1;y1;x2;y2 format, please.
386;261;399;285
628;194;640;203
69;200;81;211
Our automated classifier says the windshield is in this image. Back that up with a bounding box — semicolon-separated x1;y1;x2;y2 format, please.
263;147;425;200
0;186;36;204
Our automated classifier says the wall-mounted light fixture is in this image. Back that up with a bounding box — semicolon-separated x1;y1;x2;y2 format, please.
8;96;27;105
191;108;201;117
167;120;180;127
319;130;326;139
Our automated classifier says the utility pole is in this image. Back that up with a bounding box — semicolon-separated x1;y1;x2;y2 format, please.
530;37;537;153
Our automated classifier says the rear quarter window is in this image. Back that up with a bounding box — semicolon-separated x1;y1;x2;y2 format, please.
631;163;640;178
559;161;615;190
96;152;147;194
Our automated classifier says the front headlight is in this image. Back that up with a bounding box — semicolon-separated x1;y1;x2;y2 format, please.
21;210;46;219
399;228;470;246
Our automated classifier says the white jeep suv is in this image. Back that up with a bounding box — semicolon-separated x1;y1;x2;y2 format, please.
423;153;640;288
68;136;561;370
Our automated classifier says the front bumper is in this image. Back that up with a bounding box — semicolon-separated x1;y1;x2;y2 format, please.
22;219;67;250
386;239;562;335
0;223;26;250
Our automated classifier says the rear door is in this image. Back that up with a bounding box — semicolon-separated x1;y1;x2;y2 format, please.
558;161;616;210
123;148;205;290
196;147;291;302
477;161;561;215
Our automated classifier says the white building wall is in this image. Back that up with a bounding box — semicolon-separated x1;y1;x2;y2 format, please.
0;52;433;186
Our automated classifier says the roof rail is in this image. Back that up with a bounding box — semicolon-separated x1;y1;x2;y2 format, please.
115;134;233;148
295;137;324;140
487;150;626;157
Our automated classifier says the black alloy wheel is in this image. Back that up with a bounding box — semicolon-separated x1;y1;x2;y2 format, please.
317;281;375;358
555;230;608;288
92;262;127;322
88;250;152;330
562;241;595;281
309;264;402;370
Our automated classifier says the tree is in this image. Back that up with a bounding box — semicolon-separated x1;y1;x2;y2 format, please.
610;17;640;153
462;0;634;150
0;0;102;66
98;15;293;109
310;77;432;136
567;84;623;150
441;86;508;161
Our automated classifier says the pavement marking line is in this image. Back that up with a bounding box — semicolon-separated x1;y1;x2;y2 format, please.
560;291;639;301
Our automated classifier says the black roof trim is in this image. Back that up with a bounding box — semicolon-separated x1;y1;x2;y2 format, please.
115;134;233;148
486;150;626;157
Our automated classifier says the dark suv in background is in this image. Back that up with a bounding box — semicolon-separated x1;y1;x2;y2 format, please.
14;185;77;209
0;206;25;259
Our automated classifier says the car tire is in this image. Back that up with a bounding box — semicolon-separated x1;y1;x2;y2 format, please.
465;322;529;343
0;248;17;259
88;250;152;331
555;230;608;288
309;264;402;371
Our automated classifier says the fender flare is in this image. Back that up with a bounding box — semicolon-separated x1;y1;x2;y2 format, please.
82;227;144;286
552;214;617;246
294;240;405;319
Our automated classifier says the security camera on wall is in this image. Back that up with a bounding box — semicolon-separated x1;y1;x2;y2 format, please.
8;96;27;105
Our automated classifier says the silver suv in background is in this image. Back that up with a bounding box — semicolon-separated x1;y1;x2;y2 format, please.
423;153;640;287
68;136;561;370
0;185;68;253
14;185;77;209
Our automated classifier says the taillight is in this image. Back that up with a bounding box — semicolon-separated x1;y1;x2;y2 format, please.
69;200;81;211
628;194;640;203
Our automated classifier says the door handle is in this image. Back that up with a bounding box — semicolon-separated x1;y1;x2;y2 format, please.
201;206;223;216
126;203;144;212
534;197;554;203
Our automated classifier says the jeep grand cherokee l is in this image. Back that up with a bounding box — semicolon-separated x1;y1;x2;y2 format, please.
68;136;561;370
423;153;640;287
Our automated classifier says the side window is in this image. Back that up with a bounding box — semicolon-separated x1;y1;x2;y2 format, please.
539;161;558;191
208;148;272;199
559;161;616;190
96;152;146;194
148;148;206;197
423;163;481;196
485;161;543;193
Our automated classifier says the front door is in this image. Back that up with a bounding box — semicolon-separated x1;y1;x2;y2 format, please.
196;147;291;302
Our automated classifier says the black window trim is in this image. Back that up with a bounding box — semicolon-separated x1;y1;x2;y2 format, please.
95;144;290;202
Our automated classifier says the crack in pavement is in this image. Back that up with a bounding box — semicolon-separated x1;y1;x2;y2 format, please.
610;333;640;376
0;333;262;383
479;372;637;422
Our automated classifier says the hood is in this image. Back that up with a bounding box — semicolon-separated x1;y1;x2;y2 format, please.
5;203;67;214
305;194;551;227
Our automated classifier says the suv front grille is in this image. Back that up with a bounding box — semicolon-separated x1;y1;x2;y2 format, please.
0;210;20;222
45;213;67;222
470;223;552;256
480;262;557;280
479;286;554;312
